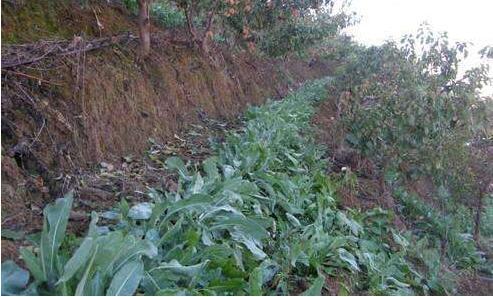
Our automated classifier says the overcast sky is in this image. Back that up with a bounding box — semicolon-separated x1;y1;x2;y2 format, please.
342;0;493;96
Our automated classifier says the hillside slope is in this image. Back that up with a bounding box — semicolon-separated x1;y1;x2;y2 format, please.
2;1;491;296
1;0;331;260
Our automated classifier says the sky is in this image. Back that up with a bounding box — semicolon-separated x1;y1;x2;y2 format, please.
342;0;493;96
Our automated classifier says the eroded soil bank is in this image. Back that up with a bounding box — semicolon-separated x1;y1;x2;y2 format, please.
1;1;332;261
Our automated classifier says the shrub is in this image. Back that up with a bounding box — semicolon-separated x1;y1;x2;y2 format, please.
334;25;491;203
151;1;185;28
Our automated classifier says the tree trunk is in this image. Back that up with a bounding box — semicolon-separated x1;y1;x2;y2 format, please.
184;5;199;47
183;0;218;55
200;2;217;54
138;0;151;57
473;187;484;244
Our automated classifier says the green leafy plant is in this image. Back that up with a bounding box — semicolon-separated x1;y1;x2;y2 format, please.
6;192;157;295
151;1;185;28
1;261;36;295
394;187;482;269
2;79;461;295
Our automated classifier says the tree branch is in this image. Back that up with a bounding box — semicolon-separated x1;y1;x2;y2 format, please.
184;3;198;43
203;0;220;38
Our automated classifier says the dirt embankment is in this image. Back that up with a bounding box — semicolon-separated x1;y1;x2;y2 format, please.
1;0;332;260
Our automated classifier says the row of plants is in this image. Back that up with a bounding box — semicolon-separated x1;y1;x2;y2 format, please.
2;79;455;295
329;24;492;287
392;186;482;269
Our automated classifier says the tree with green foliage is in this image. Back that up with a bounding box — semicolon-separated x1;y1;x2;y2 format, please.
124;0;354;56
162;0;353;55
174;0;221;53
336;25;490;181
332;25;492;268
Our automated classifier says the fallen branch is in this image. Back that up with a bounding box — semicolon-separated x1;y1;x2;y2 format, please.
1;33;138;69
2;69;64;85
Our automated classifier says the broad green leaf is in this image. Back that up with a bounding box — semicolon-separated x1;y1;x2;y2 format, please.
222;165;236;178
259;260;280;284
165;157;190;180
302;275;325;296
149;259;209;277
338;248;360;272
161;194;215;223
203;157;220;180
220;178;258;195
145;229;160;244
248;267;263;295
118;198;130;217
286;213;301;227
230;230;266;260
233;245;245;270
386;277;411;288
75;244;99;296
358;252;377;272
337;212;362;236
391;230;409;249
199;205;243;222
327;236;349;251
128;202;154;220
25;232;42;247
113;239;157;272
211;216;269;241
284;152;300;166
201;230;214;246
289;242;310;267
208;278;246;293
39;191;74;282
1;229;25;240
190;173;204;194
19;248;44;282
155;288;188;295
57;237;94;284
94;232;127;277
1;261;30;296
106;260;144;296
59;211;100;285
278;199;304;215
158;217;184;246
87;271;103;296
149;202;169;227
142;271;161;293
